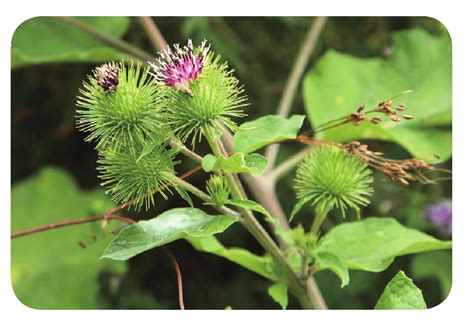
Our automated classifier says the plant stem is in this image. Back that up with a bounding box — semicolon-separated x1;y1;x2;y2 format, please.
166;174;240;218
311;208;328;235
137;17;168;52
57;17;154;63
203;132;316;309
265;17;327;170
267;147;311;183
169;138;203;163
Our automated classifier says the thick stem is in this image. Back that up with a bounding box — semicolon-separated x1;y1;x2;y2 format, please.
203;132;316;309
137;17;168;52
265;17;327;170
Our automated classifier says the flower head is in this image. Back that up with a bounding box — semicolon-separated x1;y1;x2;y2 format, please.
149;39;211;96
425;200;452;236
294;146;374;218
148;39;247;146
93;63;119;92
77;61;169;151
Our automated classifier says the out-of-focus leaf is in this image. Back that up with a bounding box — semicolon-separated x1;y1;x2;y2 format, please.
410;251;452;298
186;236;277;281
233;115;305;154
317;217;452;272
102;208;238;260
12;17;132;68
303;29;451;161
267;283;288;309
201;152;268;176
11;167;126;309
375;270;427;309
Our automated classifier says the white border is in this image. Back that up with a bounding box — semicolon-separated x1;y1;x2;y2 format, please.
2;1;472;325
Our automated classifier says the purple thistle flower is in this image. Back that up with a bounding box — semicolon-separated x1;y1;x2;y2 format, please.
149;39;211;96
424;200;452;236
93;63;119;92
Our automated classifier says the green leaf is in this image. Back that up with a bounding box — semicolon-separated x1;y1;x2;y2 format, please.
186;236;277;281
201;152;268;176
314;251;350;288
317;217;452;272
226;198;275;223
375;271;427;309
12;17;132;68
11;167;126;309
410;251;452;298
174;186;194;207
101;208;238;260
289;198;309;222
268;283;289;309
303;29;452;161
233;115;305;153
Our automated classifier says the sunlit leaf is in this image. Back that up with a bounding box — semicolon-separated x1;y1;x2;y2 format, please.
233;115;305;154
202;152;268;176
102;208;238;260
317;217;451;272
375;270;427;309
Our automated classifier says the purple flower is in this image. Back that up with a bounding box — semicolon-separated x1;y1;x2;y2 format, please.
149;39;211;96
425;200;452;236
93;63;119;92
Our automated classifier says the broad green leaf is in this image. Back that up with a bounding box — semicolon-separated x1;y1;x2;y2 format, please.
186;236;277;281
12;17;132;68
102;208;238;260
317;217;452;272
201;152;268;176
411;251;452;298
11;167;126;309
226;198;275;223
314;251;350;288
268;283;289;309
303;29;452;161
375;271;427;309
233;115;305;153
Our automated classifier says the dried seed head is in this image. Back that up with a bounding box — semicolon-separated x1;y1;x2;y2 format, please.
402;114;414;120
357;104;365;112
371;117;382;124
396;104;407;111
348;111;366;125
390;115;401;122
93;63;119;92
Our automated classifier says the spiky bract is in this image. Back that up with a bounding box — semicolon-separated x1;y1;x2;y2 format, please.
294;145;374;217
161;52;247;146
206;174;231;206
98;140;178;210
76;61;169;151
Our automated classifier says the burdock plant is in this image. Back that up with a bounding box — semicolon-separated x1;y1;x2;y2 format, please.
67;36;452;310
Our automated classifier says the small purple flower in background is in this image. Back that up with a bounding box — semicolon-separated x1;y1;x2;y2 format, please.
149;39;211;96
425;200;452;236
94;63;119;92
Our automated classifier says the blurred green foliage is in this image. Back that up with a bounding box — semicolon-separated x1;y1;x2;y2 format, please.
303;28;451;161
11;16;451;309
11;167;126;308
12;17;132;68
